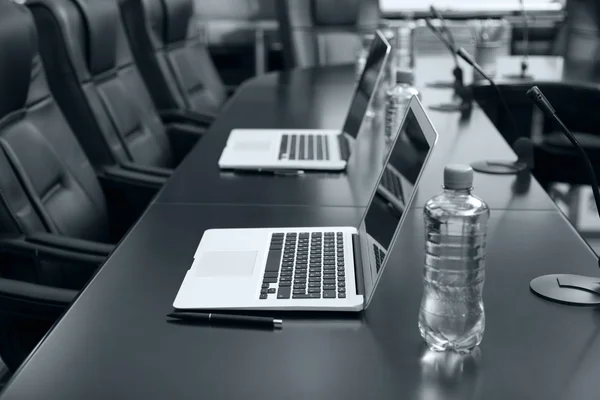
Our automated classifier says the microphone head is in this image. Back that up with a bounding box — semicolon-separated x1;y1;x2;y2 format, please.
526;86;555;114
526;86;541;101
513;137;534;169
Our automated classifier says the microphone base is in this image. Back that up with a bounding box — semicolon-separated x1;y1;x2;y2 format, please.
426;80;456;89
530;274;600;306
471;160;527;174
503;73;534;80
428;102;470;113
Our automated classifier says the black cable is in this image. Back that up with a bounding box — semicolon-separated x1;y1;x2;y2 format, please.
430;6;457;57
519;0;530;75
425;18;458;65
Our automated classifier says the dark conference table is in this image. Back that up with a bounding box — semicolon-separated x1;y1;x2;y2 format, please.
2;57;599;400
157;57;559;210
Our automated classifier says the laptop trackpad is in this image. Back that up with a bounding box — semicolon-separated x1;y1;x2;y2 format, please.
234;140;271;152
195;251;257;277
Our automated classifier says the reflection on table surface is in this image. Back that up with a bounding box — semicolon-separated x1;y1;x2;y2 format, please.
415;345;483;400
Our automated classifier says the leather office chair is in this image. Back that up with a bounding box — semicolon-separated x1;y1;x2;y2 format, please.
27;0;209;177
528;83;600;188
119;0;228;117
472;81;600;189
0;0;163;370
562;0;600;64
275;0;380;69
0;278;76;372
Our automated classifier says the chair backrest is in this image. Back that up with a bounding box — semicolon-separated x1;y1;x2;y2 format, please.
120;0;227;114
28;0;174;169
563;0;600;63
534;82;600;135
276;0;380;69
0;0;109;242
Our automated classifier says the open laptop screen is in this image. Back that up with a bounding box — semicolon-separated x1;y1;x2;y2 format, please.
341;30;391;139
358;98;437;305
364;106;430;250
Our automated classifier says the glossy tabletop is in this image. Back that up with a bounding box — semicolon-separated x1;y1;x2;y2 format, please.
2;57;599;400
156;57;557;210
1;204;599;400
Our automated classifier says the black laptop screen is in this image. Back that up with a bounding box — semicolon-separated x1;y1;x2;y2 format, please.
363;107;431;254
341;32;390;139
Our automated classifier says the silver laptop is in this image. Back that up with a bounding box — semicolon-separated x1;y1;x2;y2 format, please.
218;30;391;172
174;97;438;311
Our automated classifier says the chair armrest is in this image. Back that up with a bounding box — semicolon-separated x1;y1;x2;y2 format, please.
97;166;163;241
120;162;173;178
159;109;216;127
166;123;206;164
0;236;106;266
26;233;113;257
0;278;76;318
99;165;168;189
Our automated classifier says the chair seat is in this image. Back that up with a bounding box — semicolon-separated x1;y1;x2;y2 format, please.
534;131;600;188
540;132;600;150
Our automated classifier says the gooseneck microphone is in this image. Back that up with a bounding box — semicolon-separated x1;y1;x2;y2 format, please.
425;18;458;70
425;7;471;113
425;19;470;113
426;6;464;91
504;0;533;80
527;86;600;305
430;6;457;57
456;47;530;174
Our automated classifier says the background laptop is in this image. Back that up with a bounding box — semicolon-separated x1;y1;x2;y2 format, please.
218;30;391;172
174;97;438;311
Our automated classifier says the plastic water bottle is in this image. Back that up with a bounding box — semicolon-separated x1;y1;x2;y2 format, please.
385;70;419;141
394;19;415;71
419;165;490;353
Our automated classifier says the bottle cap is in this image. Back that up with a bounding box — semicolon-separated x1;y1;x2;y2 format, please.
396;69;414;84
443;164;474;190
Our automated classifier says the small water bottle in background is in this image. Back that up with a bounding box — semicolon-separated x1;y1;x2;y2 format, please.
394;19;415;72
419;165;490;353
355;33;375;81
385;70;419;141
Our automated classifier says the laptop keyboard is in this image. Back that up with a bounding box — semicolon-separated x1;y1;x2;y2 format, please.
373;243;386;273
279;134;330;161
260;232;346;300
381;167;403;200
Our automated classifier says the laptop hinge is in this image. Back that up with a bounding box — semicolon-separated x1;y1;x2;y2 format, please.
337;134;351;161
352;233;365;296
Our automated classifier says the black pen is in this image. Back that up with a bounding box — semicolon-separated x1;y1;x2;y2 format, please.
167;312;283;330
